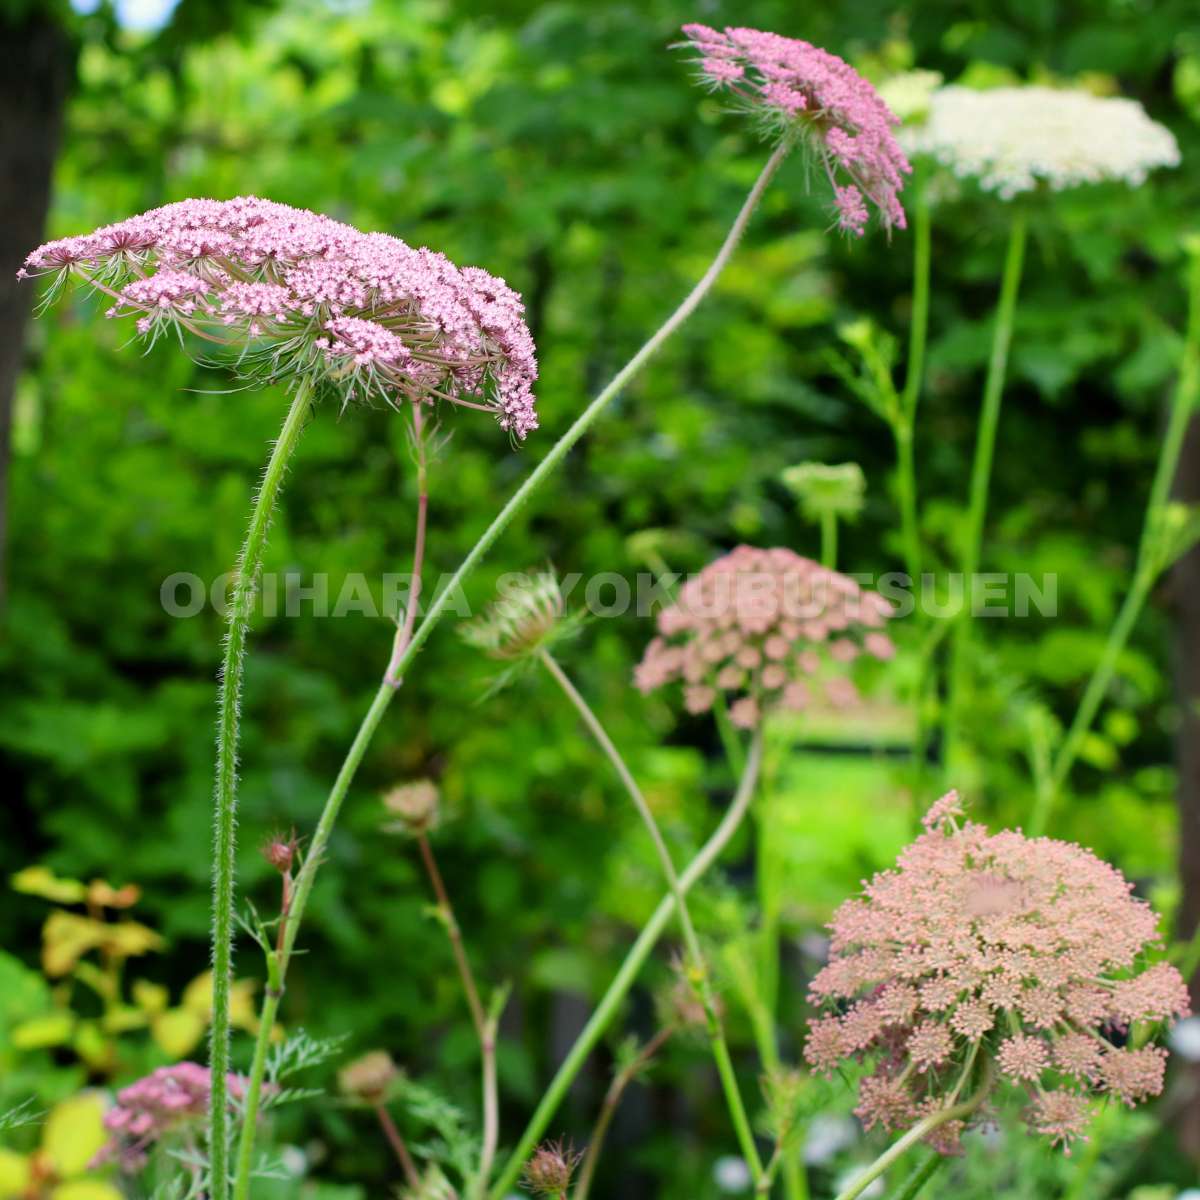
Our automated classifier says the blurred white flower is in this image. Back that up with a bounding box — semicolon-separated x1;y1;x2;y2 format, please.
714;1155;753;1193
1169;1015;1200;1062
877;70;943;122
804;1114;858;1164
903;85;1180;199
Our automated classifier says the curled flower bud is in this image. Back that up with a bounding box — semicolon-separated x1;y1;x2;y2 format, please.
520;1138;581;1197
382;780;440;837
339;1050;400;1106
461;570;583;673
804;793;1189;1152
635;546;894;725
676;24;910;234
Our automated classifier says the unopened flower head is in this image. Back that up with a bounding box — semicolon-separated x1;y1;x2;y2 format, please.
339;1049;400;1105
21;197;539;439
677;24;911;234
781;461;866;522
382;780;440;837
461;570;583;665
804;794;1190;1152
635;545;895;728
521;1138;582;1197
261;828;300;874
903;85;1180;200
93;1062;249;1170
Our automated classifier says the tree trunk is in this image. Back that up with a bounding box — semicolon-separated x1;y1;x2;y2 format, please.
0;11;75;609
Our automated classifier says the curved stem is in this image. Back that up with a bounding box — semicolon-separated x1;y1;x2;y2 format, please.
209;378;315;1198
376;1103;421;1188
942;212;1027;776
488;730;764;1200
892;1150;945;1200
539;651;764;1179
277;140;791;979
573;1026;673;1200
1031;248;1200;834
832;1061;992;1200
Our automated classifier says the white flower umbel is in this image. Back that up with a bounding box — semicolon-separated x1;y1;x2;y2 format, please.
904;84;1180;199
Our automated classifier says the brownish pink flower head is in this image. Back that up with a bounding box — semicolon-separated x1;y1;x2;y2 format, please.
21;197;538;439
804;794;1189;1152
635;545;894;727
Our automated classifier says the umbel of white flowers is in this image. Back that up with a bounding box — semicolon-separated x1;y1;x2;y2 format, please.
901;83;1180;199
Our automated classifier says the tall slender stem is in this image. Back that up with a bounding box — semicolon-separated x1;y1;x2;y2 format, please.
231;952;282;1200
277;141;791;981
375;1103;421;1188
414;832;500;1198
539;651;764;1179
897;174;931;587
942;212;1027;776
573;1026;673;1200
387;403;429;686
1030;248;1200;834
489;730;764;1200
209;378;315;1198
819;511;838;570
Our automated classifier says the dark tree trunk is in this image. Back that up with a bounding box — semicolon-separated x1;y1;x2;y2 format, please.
0;11;75;609
1175;413;1200;1157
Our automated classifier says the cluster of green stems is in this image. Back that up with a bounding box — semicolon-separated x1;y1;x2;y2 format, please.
203;129;1200;1200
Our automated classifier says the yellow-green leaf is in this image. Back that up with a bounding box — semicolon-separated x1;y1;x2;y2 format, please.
12;866;86;905
41;912;108;978
12;1011;75;1049
43;1093;108;1178
131;978;169;1014
52;1182;125;1200
151;1007;206;1058
104;921;163;960
0;1149;31;1199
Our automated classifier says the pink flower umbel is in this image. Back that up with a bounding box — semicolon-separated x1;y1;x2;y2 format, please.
804;794;1190;1153
634;545;894;726
678;24;910;234
22;197;538;439
93;1062;251;1171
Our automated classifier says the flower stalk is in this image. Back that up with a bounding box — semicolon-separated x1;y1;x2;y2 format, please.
209;376;315;1198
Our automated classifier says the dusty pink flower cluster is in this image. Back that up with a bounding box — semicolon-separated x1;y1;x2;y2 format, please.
678;24;910;234
805;793;1189;1152
93;1062;249;1170
21;197;538;438
634;546;894;729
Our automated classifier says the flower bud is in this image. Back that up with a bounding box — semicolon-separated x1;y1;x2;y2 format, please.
382;780;440;837
520;1139;581;1197
261;830;299;874
338;1050;399;1106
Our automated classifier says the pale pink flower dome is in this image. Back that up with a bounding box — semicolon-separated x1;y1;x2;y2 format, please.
92;1062;251;1170
21;197;538;439
677;24;911;235
804;793;1190;1152
634;545;894;726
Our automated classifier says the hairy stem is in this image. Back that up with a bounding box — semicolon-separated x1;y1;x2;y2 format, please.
942;212;1027;776
231;951;282;1200
1030;248;1200;834
573;1026;673;1200
539;650;764;1179
489;730;764;1200
208;378;315;1198
386;403;429;686
277;139;791;981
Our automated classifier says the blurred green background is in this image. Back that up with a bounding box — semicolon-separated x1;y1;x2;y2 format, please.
4;0;1200;1196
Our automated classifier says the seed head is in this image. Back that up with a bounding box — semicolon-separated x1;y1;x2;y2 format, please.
261;829;300;874
382;780;440;837
520;1139;581;1197
338;1050;400;1105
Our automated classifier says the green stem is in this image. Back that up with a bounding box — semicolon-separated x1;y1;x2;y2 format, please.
819;510;838;570
897;173;931;586
832;1062;992;1200
942;212;1027;776
890;1150;944;1200
232;954;282;1199
277;139;791;979
209;379;315;1198
1031;248;1200;834
489;731;764;1200
539;650;763;1180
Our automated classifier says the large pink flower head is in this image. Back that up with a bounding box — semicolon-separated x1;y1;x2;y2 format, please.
805;793;1190;1152
21;197;539;439
634;546;895;729
92;1062;251;1171
678;24;910;235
